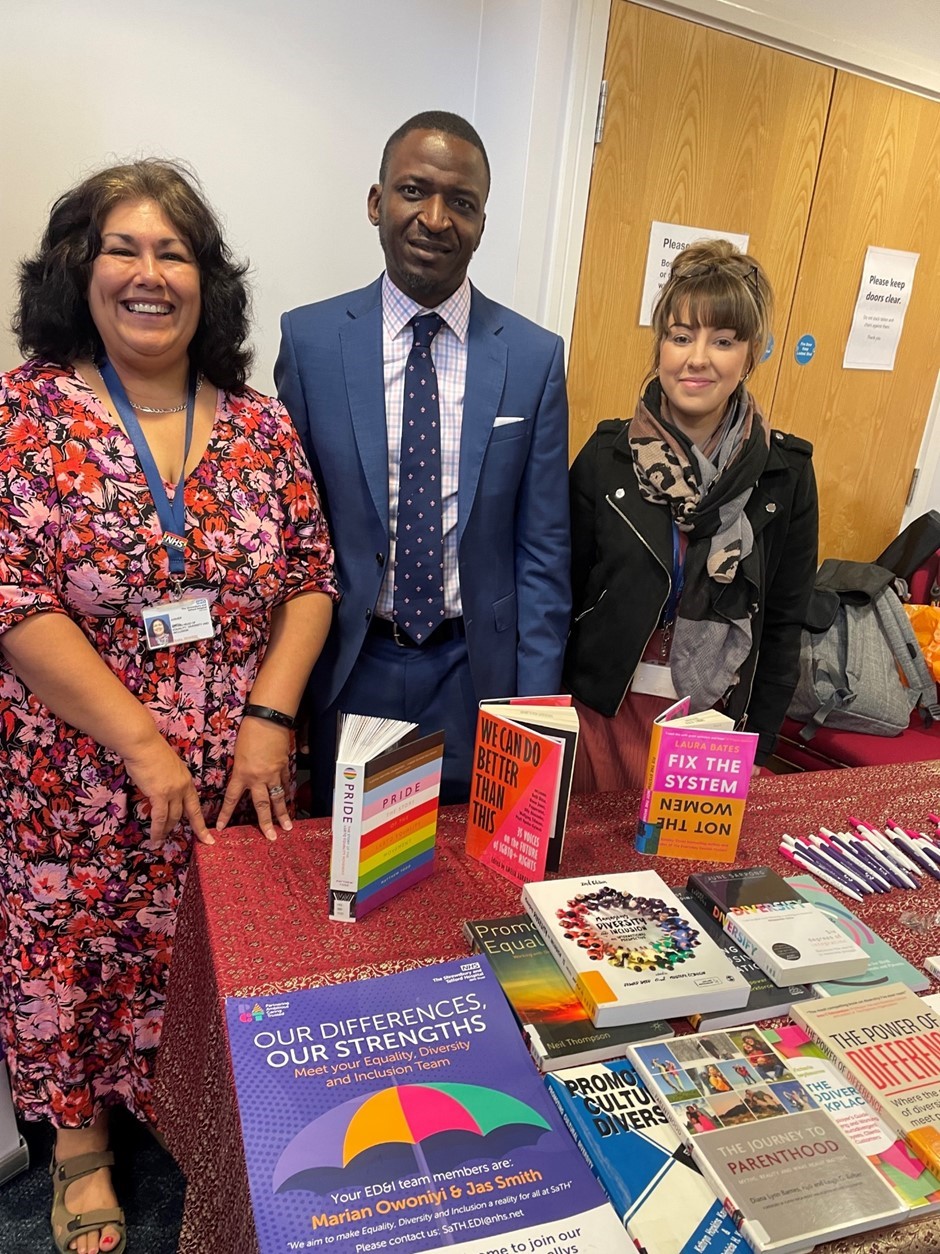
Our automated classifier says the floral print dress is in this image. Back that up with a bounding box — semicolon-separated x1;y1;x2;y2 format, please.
0;360;337;1128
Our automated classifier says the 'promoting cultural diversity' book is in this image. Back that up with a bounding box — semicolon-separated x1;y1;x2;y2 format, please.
465;697;579;885
522;871;750;1027
636;697;757;862
224;957;633;1254
791;983;940;1185
687;866;869;985
329;713;444;922
784;874;930;996
463;913;672;1071
545;1058;746;1254
629;1026;907;1253
762;1020;940;1213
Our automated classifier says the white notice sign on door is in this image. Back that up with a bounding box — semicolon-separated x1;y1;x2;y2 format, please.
843;246;919;371
639;221;750;326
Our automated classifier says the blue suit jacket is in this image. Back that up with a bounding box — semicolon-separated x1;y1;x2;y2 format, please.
275;277;571;713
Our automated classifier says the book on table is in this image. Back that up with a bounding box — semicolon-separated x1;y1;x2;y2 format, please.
783;873;931;995
790;982;940;1185
465;696;579;885
224;956;634;1254
628;1025;907;1253
521;870;750;1028
636;696;758;862
761;1020;940;1213
676;890;813;1031
544;1057;747;1254
329;712;444;922
686;865;869;985
463;913;673;1072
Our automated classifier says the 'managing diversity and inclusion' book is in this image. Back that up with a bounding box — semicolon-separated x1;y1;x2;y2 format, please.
225;957;633;1253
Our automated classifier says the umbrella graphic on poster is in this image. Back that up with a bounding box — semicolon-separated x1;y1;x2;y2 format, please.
272;1081;551;1195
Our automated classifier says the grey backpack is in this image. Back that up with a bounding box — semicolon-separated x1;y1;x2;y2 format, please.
788;559;939;739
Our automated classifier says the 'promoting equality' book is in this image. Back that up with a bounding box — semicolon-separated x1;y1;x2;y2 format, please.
629;1026;907;1253
522;871;750;1027
463;913;672;1071
636;697;757;862
330;713;444;921
224;957;633;1254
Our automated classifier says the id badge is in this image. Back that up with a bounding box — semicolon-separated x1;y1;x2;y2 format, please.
631;660;679;699
142;598;215;650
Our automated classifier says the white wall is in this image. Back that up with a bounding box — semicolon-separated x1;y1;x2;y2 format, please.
0;0;589;391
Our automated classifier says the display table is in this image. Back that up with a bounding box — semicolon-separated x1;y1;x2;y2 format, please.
154;762;940;1254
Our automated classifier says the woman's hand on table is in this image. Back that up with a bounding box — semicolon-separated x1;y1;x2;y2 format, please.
123;735;213;846
216;716;293;842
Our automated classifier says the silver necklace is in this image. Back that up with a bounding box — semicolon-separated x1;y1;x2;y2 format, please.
94;364;203;414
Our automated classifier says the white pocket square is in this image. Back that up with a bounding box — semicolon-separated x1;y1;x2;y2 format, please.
493;415;526;427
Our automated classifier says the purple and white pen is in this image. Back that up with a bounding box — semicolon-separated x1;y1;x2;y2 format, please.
783;834;872;896
883;822;940;881
779;843;864;902
817;828;892;892
849;818;921;887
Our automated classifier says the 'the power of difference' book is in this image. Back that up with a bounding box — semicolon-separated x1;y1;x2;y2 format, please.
629;1026;907;1253
224;957;633;1254
465;697;579;885
330;713;444;921
791;983;940;1185
545;1058;746;1254
463;913;672;1071
636;697;757;862
521;871;750;1027
687;866;869;985
762;1020;940;1213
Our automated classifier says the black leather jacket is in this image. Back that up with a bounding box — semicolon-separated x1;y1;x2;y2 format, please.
563;419;818;763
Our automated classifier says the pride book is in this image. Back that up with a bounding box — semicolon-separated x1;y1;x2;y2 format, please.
224;957;633;1254
677;890;813;1031
785;874;930;996
762;1020;940;1213
636;697;758;862
465;697;579;885
463;913;672;1071
629;1026;907;1253
545;1058;746;1254
687;866;869;985
521;871;750;1027
791;983;940;1185
329;713;444;921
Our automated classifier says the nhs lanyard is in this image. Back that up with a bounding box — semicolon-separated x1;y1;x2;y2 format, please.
663;522;685;626
100;359;196;577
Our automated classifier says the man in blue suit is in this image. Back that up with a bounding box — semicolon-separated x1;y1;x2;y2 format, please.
275;111;570;809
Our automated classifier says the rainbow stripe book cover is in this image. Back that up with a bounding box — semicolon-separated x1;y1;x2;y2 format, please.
330;728;444;922
225;958;633;1253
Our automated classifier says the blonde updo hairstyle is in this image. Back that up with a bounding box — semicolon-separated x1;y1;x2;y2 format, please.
650;238;774;381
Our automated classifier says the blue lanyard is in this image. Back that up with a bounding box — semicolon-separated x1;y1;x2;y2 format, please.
662;522;685;626
100;359;196;576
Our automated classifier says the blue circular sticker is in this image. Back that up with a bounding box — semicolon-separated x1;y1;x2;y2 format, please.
760;334;775;363
794;334;816;365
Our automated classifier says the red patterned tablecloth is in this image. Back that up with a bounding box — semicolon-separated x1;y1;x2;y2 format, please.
154;762;940;1254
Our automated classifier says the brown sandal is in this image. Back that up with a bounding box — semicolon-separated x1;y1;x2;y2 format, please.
50;1149;127;1254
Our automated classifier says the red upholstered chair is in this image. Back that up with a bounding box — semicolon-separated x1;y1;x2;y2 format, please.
775;712;940;772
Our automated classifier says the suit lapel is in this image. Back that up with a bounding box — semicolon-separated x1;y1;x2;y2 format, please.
339;280;388;525
458;289;507;543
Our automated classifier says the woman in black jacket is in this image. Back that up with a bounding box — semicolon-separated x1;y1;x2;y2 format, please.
564;240;818;790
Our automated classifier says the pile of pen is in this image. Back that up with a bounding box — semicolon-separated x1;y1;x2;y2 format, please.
779;816;940;900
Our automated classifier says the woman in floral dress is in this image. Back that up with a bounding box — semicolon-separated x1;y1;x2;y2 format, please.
0;160;337;1254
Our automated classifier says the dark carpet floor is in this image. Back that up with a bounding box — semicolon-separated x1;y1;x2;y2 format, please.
0;1107;184;1251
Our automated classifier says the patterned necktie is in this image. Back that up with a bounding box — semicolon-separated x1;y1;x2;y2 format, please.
393;312;445;644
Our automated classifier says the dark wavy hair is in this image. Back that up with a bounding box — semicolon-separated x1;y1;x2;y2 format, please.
13;158;253;390
379;110;491;192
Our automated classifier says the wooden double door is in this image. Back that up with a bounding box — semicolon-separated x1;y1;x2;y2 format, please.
568;2;940;561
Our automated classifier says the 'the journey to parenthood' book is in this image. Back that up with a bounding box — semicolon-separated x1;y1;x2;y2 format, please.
225;958;633;1254
636;697;757;862
545;1058;746;1254
463;913;672;1071
329;713;444;921
465;697;579;885
522;871;750;1027
629;1026;907;1253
